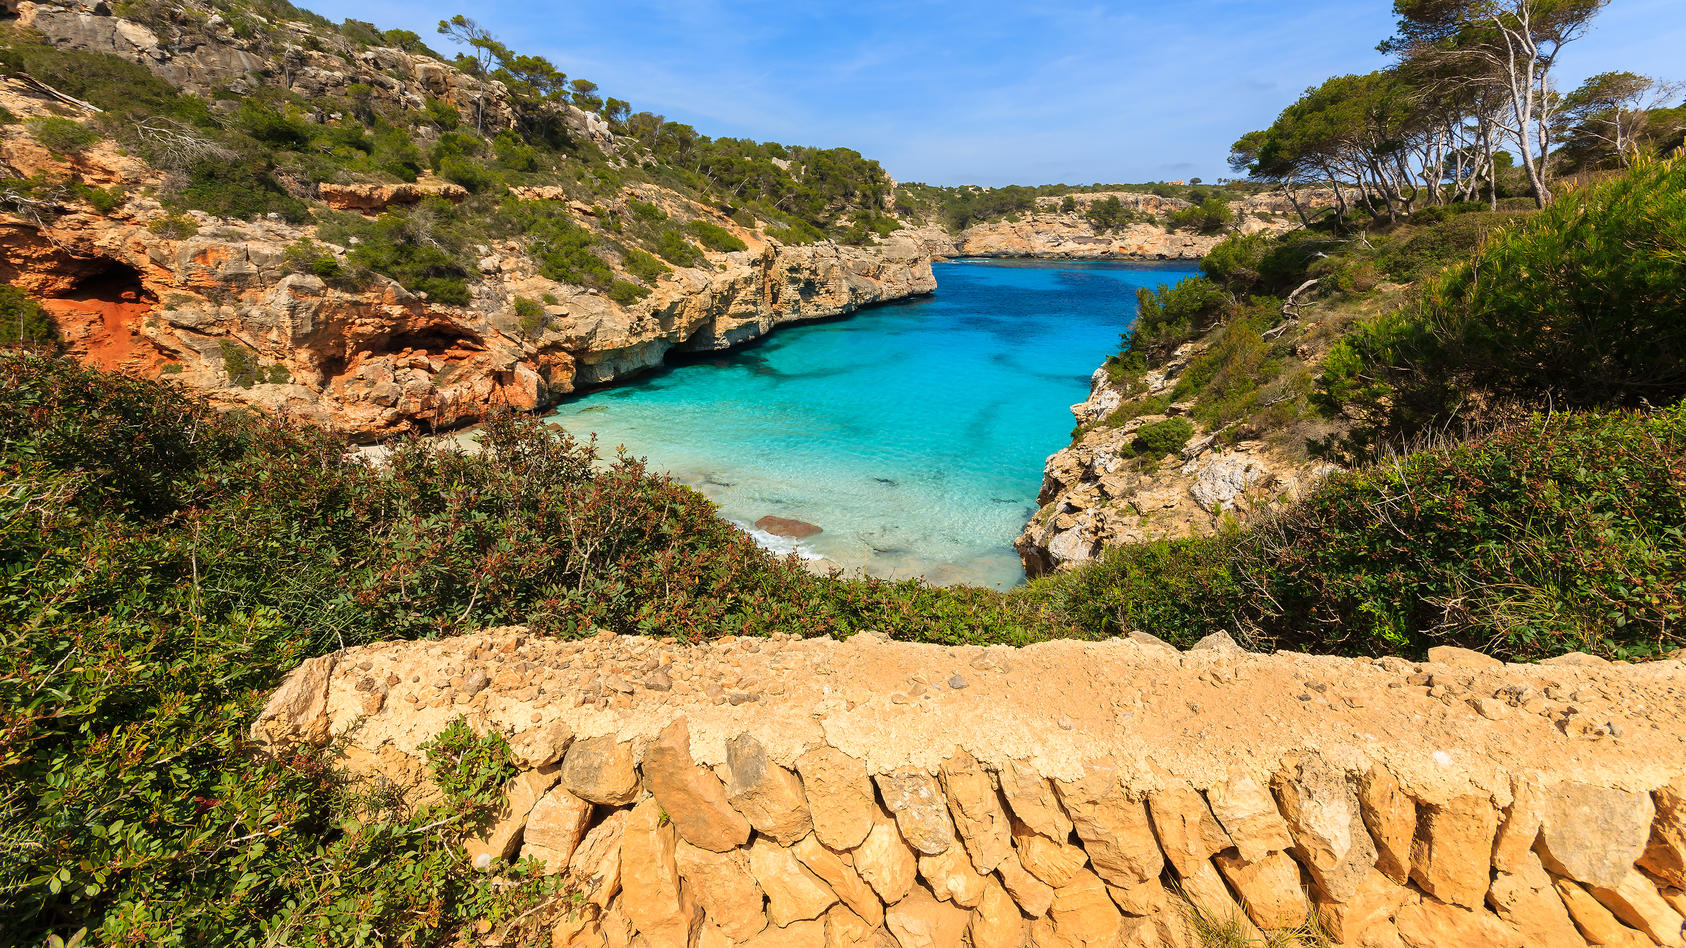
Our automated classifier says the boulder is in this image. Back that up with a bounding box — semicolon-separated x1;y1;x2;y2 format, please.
755;515;822;539
508;720;573;769
854;803;919;904
1358;764;1418;885
619;798;698;947
674;840;769;942
561;735;641;806
797;746;876;850
825;904;892;948
1493;778;1545;874
726;733;813;845
748;836;838;926
1177;860;1265;944
1030;868;1124;947
970;877;1028;948
1012;820;1089;888
1272;754;1377;903
885;885;971;948
1585;869;1686;947
917;834;988;907
1426;646;1503;670
998;759;1075;841
1394;897;1523;948
1055;761;1163;888
1643;778;1686;888
876;771;957;856
1145;780;1230;877
938;749;1013;873
1213;849;1311;930
1553;877;1656;948
1409;793;1498;909
568;809;628;908
741;917;825;948
642;719;752;852
519;784;593;870
793;834;885;927
1316;867;1417;944
1206;767;1294;863
1486;851;1590;948
995;849;1056;917
465;765;560;869
1538;783;1656;889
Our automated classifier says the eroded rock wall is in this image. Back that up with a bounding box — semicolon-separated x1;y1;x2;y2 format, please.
254;628;1686;947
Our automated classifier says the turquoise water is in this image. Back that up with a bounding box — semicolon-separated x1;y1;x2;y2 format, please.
545;259;1197;588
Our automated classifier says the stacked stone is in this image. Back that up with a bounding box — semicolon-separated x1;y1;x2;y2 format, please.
446;716;1686;948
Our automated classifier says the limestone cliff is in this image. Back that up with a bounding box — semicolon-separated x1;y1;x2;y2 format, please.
949;191;1332;261
255;627;1686;948
0;4;935;440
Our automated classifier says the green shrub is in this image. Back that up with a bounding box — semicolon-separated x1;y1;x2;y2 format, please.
504;202;613;289
608;280;650;305
1126;276;1231;357
146;212;199;239
653;230;704;267
1034;406;1686;660
1169;195;1233;234
512;295;548;339
1128;417;1195;457
0;284;56;349
26;116;100;156
168;156;309;222
623;248;670;285
687;220;747;253
766;220;825;245
437;154;496;193
329;202;473;304
221;342;260;388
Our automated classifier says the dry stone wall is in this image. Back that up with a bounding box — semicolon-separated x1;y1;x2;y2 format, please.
253;629;1686;948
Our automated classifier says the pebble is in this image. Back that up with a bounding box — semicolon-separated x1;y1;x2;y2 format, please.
949;674;968;690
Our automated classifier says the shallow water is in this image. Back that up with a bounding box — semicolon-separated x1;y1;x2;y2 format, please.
545;258;1197;588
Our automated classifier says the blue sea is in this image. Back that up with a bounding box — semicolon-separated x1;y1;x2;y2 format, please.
545;259;1197;588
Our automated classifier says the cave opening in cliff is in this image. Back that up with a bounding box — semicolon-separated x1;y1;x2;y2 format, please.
52;259;155;307
379;326;484;360
37;258;159;372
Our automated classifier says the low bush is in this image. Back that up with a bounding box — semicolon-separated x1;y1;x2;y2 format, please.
687;219;747;253
1128;417;1195;458
26;116;100;156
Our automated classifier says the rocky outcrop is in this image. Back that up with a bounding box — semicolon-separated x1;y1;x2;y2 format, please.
316;179;468;213
1015;362;1338;575
255;628;1686;947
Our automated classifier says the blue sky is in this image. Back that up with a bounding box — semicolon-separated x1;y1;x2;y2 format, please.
305;0;1686;187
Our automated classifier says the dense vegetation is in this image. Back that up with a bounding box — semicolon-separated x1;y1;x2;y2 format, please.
1319;154;1686;449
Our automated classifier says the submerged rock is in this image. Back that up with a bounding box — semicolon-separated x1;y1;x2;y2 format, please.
755;516;823;539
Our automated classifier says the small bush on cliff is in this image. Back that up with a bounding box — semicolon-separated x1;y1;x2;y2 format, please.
687;219;747;253
26;116;100;157
1127;417;1195;458
0;284;57;350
